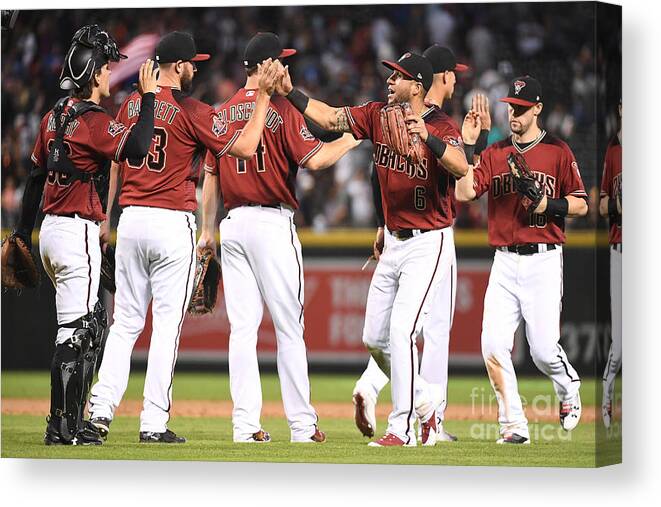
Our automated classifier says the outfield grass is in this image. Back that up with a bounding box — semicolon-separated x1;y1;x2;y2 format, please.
1;371;620;467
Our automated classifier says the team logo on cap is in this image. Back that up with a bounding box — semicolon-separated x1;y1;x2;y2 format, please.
514;80;526;95
399;52;412;61
212;115;228;137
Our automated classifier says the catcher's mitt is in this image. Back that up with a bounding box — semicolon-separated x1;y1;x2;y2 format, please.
187;247;221;315
1;232;40;289
507;152;544;214
100;244;116;294
380;102;425;168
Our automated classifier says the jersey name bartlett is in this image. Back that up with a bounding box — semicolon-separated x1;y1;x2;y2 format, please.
491;170;557;199
127;98;181;125
373;141;429;180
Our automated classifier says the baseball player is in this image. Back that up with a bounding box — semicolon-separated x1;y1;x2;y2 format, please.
88;32;282;443
599;100;622;428
277;51;469;446
199;32;361;443
455;76;588;444
14;25;158;445
352;46;471;443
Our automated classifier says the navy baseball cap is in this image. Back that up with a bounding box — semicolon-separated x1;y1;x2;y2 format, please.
423;45;469;73
243;32;296;68
382;52;433;91
155;32;210;64
500;76;543;107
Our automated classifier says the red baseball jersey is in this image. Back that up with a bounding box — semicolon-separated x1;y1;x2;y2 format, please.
344;102;461;231
31;98;133;222
117;86;238;212
600;135;622;245
204;88;323;209
473;131;587;247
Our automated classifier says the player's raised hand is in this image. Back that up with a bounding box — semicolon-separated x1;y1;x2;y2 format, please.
473;93;491;131
275;64;294;96
138;59;158;96
405;112;429;141
461;108;481;145
257;58;280;96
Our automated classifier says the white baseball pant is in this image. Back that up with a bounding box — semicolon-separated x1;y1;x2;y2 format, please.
362;226;454;444
39;214;101;344
481;246;580;439
602;246;622;406
89;206;197;433
220;205;318;442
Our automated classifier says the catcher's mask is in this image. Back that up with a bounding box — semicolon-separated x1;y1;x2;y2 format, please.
59;24;127;91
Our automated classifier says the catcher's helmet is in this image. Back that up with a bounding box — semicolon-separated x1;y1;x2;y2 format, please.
59;25;127;90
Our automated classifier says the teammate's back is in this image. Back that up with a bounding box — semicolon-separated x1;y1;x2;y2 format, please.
214;90;322;210
117;86;222;212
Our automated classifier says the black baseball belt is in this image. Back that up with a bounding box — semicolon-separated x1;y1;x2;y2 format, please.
390;228;434;241
498;243;558;255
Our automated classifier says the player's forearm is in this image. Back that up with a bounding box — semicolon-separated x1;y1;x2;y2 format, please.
200;172;219;235
566;195;588;217
455;164;477;202
120;92;155;160
16;166;46;235
105;162;120;218
229;91;271;160
440;145;469;178
286;88;351;133
304;134;360;171
599;195;610;217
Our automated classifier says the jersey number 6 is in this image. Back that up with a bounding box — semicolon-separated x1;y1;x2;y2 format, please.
127;127;168;172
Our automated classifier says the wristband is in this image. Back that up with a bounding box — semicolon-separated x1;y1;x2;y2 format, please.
463;143;475;161
545;197;569;218
424;133;447;159
475;129;490;155
286;88;309;114
608;197;620;217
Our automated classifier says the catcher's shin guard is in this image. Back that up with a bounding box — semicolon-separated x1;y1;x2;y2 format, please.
48;302;108;442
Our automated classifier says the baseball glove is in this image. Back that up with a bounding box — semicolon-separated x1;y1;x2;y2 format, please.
1;232;40;289
507;152;544;213
100;244;116;294
187;247;221;316
380;102;425;167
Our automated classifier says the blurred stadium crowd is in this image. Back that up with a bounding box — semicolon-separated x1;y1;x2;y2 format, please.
1;4;619;233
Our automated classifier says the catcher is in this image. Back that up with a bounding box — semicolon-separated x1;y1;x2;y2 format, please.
4;25;158;446
276;51;468;446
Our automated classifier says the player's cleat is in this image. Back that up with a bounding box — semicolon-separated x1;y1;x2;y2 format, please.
139;429;186;443
291;425;326;443
368;433;417;447
437;423;458;442
90;417;111;440
496;433;530;445
559;393;582;431
420;410;438;446
234;429;271;443
44;418;104;446
352;388;376;438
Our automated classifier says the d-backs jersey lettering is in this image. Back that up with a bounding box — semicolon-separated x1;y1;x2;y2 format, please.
344;102;461;231
117;86;238;212
473;131;587;246
600;135;622;245
204;88;323;210
31;98;131;221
